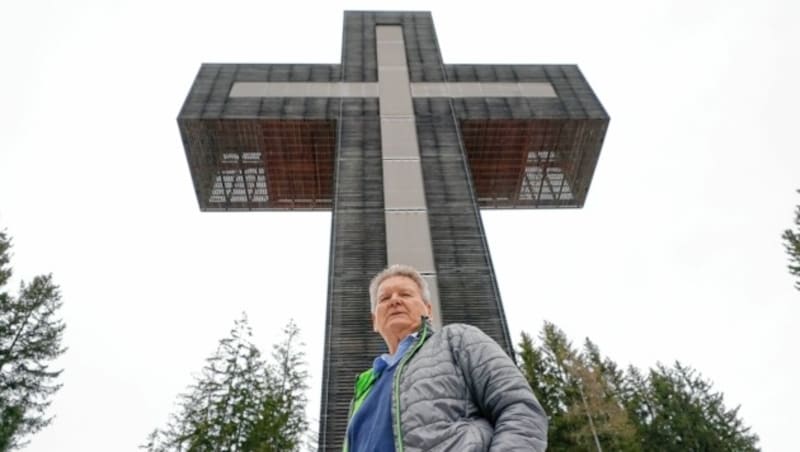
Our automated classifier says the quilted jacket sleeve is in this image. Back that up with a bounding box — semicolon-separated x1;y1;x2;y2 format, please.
453;324;548;451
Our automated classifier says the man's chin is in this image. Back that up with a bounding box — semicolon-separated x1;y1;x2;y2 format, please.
386;318;420;333
387;316;409;326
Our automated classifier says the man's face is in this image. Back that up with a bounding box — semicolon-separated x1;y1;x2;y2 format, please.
373;275;432;341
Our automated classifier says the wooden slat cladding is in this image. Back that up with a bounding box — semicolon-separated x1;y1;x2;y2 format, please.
179;119;335;210
415;99;515;358
461;118;604;208
260;120;335;207
318;100;387;451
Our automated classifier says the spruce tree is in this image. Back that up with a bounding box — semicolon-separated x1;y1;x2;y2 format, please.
0;231;66;451
783;189;800;291
625;362;760;452
143;315;308;452
519;323;637;452
520;323;759;451
243;320;308;452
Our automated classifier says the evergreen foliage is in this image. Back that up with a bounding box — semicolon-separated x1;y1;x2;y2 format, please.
519;322;636;452
0;231;66;451
783;189;800;291
519;323;759;451
623;362;759;451
143;316;308;452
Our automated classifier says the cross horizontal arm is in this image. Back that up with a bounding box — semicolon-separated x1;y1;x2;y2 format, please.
411;82;556;98
229;81;557;98
229;82;378;98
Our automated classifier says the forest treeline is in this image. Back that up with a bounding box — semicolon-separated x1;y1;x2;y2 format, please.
518;322;759;451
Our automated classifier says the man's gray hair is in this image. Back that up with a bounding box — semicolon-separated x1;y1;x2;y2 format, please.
369;264;431;312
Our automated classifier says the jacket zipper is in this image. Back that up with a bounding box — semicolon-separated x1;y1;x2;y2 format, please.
392;320;430;452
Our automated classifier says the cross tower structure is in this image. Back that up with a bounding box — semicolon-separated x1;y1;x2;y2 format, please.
178;11;608;451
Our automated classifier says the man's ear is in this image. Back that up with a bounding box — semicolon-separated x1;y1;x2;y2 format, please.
371;312;377;332
425;302;433;318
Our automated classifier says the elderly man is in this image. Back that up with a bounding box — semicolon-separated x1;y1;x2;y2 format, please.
344;264;548;451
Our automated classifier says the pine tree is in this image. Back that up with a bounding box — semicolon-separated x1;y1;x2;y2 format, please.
624;362;760;452
0;231;66;451
519;323;637;452
617;365;653;448
243;320;308;452
520;323;759;451
143;315;309;452
783;189;800;291
571;339;637;452
518;331;559;418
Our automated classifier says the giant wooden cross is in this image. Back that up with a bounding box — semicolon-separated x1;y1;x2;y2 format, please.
178;11;608;451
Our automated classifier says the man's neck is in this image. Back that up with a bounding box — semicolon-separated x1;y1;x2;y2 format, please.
386;332;411;355
381;316;430;354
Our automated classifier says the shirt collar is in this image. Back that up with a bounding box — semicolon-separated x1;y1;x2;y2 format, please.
372;332;418;375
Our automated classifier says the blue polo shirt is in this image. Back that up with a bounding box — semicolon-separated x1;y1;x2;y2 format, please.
346;334;417;452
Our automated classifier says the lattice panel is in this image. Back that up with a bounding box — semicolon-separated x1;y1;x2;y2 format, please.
461;119;596;208
181;119;335;210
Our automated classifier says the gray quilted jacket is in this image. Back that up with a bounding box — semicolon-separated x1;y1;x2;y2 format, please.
348;319;548;451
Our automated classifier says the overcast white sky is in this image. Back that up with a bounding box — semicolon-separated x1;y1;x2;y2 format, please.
1;0;798;450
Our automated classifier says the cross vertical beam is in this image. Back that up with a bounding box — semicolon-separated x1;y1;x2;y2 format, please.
376;25;441;326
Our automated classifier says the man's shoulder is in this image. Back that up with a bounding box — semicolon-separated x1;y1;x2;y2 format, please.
439;322;490;336
432;323;494;347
